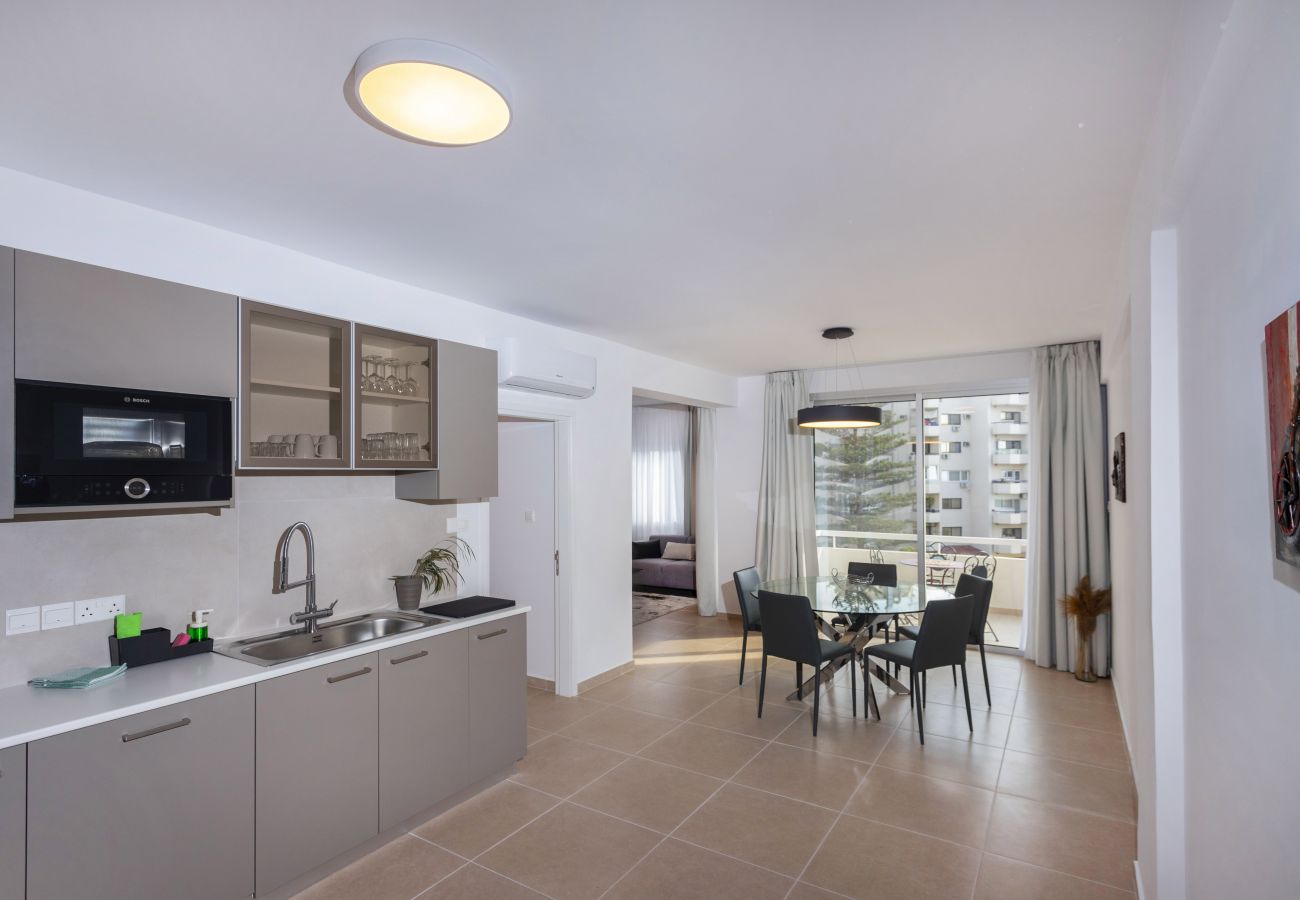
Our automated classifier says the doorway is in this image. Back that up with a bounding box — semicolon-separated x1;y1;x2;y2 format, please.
491;417;558;689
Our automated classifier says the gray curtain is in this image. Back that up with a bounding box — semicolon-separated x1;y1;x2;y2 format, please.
1025;341;1111;674
755;372;820;580
691;407;720;616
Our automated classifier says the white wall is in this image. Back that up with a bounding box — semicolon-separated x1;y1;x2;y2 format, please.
0;166;738;689
1107;1;1300;896
491;421;556;682
714;375;765;614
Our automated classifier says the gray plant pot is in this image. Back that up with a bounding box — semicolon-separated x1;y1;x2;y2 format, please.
393;575;424;611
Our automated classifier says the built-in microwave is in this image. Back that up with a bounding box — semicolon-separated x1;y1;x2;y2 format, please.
14;380;233;512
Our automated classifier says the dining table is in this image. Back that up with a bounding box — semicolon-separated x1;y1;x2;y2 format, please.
752;576;954;704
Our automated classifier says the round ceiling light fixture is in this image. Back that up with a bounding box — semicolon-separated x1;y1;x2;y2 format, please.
349;39;511;146
796;327;883;429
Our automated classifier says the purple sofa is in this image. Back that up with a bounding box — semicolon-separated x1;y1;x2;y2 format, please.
633;534;696;592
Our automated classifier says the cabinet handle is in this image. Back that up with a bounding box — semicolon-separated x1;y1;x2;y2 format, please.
390;649;429;666
122;717;191;743
477;628;508;641
327;666;372;684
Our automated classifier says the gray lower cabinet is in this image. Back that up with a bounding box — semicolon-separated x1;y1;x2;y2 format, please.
467;616;528;784
0;745;24;900
25;687;255;900
379;632;470;830
256;653;379;895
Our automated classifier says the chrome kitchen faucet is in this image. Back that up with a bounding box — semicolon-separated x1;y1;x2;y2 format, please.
273;521;337;633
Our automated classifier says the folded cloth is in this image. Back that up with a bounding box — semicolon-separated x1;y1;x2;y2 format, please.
30;665;127;689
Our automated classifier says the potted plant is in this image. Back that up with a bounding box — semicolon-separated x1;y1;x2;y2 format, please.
391;536;475;611
1061;575;1112;682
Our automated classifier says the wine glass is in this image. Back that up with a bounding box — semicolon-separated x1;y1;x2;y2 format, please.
383;358;401;394
401;361;419;396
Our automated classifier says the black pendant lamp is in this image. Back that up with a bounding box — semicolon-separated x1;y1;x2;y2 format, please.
797;327;882;429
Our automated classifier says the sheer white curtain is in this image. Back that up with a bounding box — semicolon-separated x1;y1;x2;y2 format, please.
632;407;691;540
692;407;720;616
1025;341;1111;674
755;371;820;579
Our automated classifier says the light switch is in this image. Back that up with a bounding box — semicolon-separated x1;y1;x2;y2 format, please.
41;602;74;630
524;509;537;523
6;606;41;636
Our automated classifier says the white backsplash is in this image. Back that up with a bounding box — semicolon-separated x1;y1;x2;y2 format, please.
0;475;464;688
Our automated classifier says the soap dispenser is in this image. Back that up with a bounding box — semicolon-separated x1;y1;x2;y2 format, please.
187;609;214;642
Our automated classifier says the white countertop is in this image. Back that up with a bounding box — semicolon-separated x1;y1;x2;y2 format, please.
0;605;529;750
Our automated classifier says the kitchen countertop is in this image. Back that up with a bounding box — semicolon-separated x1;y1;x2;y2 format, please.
0;605;529;750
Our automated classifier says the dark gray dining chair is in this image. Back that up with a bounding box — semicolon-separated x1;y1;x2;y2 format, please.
863;595;975;744
846;561;897;586
732;566;762;685
757;590;855;735
898;573;995;704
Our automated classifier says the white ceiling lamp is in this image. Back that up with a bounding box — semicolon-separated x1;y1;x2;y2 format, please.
349;39;511;146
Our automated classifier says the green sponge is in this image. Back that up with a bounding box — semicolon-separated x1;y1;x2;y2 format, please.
114;612;143;639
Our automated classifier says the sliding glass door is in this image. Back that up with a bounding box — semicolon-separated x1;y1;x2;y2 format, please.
814;389;1030;649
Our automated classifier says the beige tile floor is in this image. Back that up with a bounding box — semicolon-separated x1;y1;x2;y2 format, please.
294;608;1136;900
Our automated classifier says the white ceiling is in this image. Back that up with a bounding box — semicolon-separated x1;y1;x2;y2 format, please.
0;1;1174;375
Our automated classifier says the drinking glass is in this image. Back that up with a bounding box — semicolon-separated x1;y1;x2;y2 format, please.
383;358;401;394
401;361;418;396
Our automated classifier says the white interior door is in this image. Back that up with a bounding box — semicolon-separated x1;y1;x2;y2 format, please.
490;420;557;682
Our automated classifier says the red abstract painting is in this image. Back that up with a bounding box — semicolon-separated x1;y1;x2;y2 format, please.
1265;303;1300;566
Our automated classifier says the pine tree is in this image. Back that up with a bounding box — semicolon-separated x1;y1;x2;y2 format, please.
814;409;917;540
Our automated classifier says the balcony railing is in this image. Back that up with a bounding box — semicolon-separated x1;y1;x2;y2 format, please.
991;393;1028;407
992;451;1029;465
815;529;1028;615
991;421;1029;436
991;480;1028;495
992;510;1026;525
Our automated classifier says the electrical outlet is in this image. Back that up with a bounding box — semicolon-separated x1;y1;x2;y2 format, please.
74;595;127;625
41;602;74;630
6;606;40;636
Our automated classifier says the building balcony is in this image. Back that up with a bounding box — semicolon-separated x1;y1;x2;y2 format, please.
992;510;1026;525
991;480;1028;495
991;421;1029;436
991;393;1028;407
925;509;941;523
992;452;1029;465
923;423;941;438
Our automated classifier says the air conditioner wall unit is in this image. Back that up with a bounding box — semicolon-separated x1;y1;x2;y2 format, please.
496;338;597;398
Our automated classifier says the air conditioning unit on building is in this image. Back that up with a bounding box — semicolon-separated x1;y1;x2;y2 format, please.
940;453;949;460
963;441;970;447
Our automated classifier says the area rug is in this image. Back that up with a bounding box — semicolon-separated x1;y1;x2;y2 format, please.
632;591;696;626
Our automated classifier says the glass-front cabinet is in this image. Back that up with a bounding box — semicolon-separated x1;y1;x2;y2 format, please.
353;325;436;469
240;301;352;469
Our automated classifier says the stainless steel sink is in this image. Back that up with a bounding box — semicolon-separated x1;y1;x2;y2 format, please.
216;611;448;667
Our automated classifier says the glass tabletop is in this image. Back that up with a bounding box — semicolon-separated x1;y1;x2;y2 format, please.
754;576;952;616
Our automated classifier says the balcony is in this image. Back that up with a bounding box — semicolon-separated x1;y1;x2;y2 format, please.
925;509;941;523
992;452;1029;465
923;422;941;438
991;480;1028;495
991;421;1029;436
992;510;1026;525
991;393;1028;407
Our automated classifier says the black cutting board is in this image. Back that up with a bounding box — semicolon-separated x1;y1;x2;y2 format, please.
419;595;515;619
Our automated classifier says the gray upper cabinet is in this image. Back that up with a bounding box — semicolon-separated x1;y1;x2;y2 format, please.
0;745;24;900
25;687;255;900
256;653;379;895
0;247;13;521
466;615;527;785
396;339;498;501
14;251;237;397
379;631;469;830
